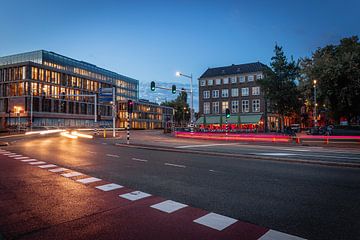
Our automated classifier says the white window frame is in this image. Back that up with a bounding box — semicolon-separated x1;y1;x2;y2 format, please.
212;102;219;114
231;88;239;97
231;100;239;113
256;74;263;80
252;86;260;96
230;77;237;84
252;99;260;112
203;90;210;99
248;75;254;82
200;80;206;86
204;102;210;114
212;90;219;98
221;89;229;98
241;87;249;96
222;101;229;113
223;78;229;84
239;76;245;83
215;79;221;85
208;79;213;86
242;100;249;113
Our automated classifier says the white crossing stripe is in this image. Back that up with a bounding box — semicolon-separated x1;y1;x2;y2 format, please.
193;212;238;231
164;163;186;168
151;200;188;213
38;164;57;169
21;159;38;162
9;155;22;157
106;154;119;158
49;167;68;173
76;177;102;184
29;161;46;165
61;172;84;178
131;158;148;162
176;143;240;149
255;153;297;156
119;191;151;201
4;153;16;156
15;157;30;160
96;183;123;191
258;229;306;240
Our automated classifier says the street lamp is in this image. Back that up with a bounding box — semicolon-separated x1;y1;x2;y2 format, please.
175;71;194;127
313;80;317;127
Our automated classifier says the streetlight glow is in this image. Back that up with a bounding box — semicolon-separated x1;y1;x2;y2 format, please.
175;71;181;77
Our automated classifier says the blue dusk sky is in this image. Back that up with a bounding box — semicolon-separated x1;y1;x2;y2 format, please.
0;0;359;110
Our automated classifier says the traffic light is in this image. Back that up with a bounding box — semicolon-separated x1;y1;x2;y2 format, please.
172;85;176;94
127;100;133;113
150;81;155;91
225;108;230;118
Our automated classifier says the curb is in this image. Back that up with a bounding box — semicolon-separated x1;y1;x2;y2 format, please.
115;143;360;169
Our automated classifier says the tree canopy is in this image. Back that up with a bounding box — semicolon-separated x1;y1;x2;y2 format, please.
161;89;190;126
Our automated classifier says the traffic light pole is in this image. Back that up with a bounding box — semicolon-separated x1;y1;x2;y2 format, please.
127;112;130;144
225;119;228;136
112;87;116;138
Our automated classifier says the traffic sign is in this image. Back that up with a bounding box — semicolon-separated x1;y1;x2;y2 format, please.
99;88;113;96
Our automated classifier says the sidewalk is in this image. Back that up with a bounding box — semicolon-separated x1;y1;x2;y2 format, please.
0;149;304;240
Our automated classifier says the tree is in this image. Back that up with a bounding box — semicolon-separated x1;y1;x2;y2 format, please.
161;89;190;126
300;36;360;124
259;44;301;131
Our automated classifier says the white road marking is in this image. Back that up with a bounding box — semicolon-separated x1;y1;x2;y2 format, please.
61;172;83;178
77;177;102;184
15;157;30;160
106;154;119;158
132;158;148;162
87;151;97;154
38;164;57;169
283;148;310;152
96;183;123;191
49;167;68;173
119;191;151;201
9;155;22;157
102;143;107;145
21;159;38;162
176;143;240;149
164;163;186;168
258;229;306;240
29;161;46;165
255;153;298;156
193;212;238;231
151;200;188;213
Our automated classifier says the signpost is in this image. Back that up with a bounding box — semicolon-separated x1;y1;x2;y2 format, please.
99;87;116;138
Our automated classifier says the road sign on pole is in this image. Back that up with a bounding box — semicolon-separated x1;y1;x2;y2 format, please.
99;88;114;103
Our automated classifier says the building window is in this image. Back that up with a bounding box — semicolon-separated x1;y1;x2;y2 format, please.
256;74;263;80
230;77;237;84
221;89;229;98
248;75;254;82
208;79;213;86
231;100;239;113
223;78;229;84
239;76;245;83
222;101;229;113
212;90;219;98
252;99;260;112
241;87;249;96
242;100;249;112
200;80;206;86
231;88;238;97
215;79;221;85
204;102;210;114
212;102;219;114
203;90;210;99
252;86;260;95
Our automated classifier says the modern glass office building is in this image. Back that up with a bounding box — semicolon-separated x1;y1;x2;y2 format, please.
0;50;139;128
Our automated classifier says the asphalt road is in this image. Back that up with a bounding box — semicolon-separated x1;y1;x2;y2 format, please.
1;131;360;239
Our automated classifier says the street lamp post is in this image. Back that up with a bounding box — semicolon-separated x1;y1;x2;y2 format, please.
313;80;317;127
176;72;194;127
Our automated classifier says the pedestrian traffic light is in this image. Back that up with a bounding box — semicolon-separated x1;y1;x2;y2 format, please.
127;100;133;113
225;108;230;118
150;81;155;91
172;85;176;94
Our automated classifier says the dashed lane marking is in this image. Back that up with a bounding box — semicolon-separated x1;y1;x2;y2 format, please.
96;183;123;191
258;229;306;240
21;159;38;162
131;157;148;162
61;172;84;178
119;191;152;201
106;154;120;158
28;161;46;165
49;167;68;173
77;177;102;184
176;143;240;149
164;163;186;168
15;157;30;160
151;200;188;213
38;164;57;169
255;153;298;156
193;212;238;231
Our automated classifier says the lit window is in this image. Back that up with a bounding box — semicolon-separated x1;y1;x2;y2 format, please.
252;86;260;95
222;101;229;113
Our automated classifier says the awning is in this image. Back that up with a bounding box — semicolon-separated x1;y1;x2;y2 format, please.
196;114;262;125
